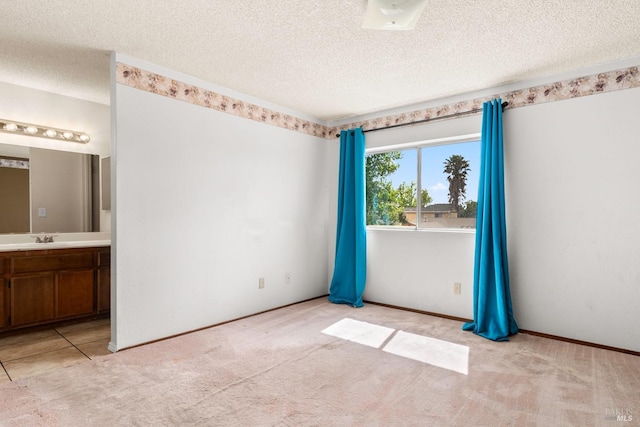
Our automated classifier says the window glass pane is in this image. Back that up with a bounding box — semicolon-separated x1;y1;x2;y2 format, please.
366;149;417;227
419;140;480;229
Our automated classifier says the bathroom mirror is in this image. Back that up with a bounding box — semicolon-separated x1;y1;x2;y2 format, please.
0;144;100;234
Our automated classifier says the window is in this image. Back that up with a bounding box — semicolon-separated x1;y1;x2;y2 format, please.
366;149;416;226
366;136;480;230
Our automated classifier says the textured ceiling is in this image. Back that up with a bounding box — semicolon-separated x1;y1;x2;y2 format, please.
1;1;640;122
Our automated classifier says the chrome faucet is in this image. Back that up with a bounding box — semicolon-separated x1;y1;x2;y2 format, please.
35;235;54;243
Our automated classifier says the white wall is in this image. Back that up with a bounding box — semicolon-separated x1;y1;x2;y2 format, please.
356;85;640;352
366;229;475;319
111;56;332;350
504;87;640;352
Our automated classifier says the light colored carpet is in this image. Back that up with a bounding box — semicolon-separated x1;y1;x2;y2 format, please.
322;318;469;375
0;298;638;426
321;318;395;348
383;330;469;375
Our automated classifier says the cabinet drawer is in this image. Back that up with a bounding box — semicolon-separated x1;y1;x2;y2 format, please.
12;252;94;274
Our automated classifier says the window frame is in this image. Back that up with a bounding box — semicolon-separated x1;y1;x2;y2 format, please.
365;132;481;233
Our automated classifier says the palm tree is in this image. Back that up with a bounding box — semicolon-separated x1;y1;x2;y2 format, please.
443;154;470;214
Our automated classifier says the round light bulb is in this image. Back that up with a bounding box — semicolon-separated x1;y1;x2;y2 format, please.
79;134;90;142
62;131;74;139
44;129;57;138
3;123;18;131
25;126;38;134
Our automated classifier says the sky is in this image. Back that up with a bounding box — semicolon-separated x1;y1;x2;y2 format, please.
388;140;481;205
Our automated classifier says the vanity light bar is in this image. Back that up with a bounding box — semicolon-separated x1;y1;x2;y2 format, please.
0;118;90;143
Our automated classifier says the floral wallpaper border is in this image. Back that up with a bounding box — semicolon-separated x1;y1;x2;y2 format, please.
334;66;640;135
116;62;639;140
115;63;332;139
0;158;29;169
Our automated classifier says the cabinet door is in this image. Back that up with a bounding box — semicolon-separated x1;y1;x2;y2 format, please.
0;259;4;329
0;279;5;329
11;273;55;326
56;269;95;318
97;268;110;313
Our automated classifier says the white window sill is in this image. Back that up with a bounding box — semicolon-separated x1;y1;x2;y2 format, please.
366;226;476;234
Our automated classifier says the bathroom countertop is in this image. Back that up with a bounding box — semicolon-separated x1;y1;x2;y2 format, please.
0;240;111;253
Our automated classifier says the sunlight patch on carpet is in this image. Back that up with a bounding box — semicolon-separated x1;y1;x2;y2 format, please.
383;330;469;375
322;319;469;374
321;318;395;348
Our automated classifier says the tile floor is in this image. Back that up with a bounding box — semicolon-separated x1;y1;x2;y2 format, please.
0;318;111;383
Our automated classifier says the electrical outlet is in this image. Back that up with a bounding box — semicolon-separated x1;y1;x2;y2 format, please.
454;282;461;294
285;273;291;284
259;278;265;289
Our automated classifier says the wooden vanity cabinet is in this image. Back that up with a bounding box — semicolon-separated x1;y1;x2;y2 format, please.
0;246;110;332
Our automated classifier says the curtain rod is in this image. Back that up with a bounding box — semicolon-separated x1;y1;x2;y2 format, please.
335;101;509;138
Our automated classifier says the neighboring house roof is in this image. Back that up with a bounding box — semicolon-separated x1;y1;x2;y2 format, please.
423;203;454;213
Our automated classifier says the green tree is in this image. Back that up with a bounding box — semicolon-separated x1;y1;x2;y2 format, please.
394;182;416;208
366;152;434;226
366;152;402;225
392;182;416;226
420;189;433;207
443;154;470;213
392;183;433;209
458;200;477;218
